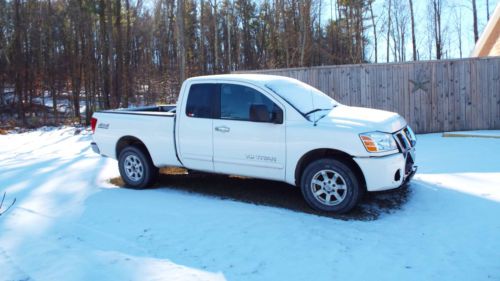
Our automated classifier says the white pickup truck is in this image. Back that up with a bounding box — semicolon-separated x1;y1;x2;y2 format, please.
91;74;417;213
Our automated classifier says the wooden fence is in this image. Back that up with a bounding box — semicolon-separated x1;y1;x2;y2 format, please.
242;57;500;133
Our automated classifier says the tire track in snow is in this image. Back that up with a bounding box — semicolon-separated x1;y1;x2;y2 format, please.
15;206;150;256
0;247;33;281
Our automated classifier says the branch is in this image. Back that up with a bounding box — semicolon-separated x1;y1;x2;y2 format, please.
0;192;16;216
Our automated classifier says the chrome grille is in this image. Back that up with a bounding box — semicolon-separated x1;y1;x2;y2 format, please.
394;126;416;152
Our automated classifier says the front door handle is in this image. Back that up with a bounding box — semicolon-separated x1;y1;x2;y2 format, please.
215;126;230;133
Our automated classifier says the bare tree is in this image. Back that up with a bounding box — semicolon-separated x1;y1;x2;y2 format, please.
0;0;426;125
115;0;123;107
226;0;232;71
209;0;219;72
0;192;16;216
408;0;417;60
472;0;478;42
124;0;132;107
177;0;186;82
390;0;409;62
317;0;322;64
298;0;309;66
369;0;378;63
386;0;392;62
99;0;111;109
486;0;490;20
453;7;463;58
280;0;290;67
13;0;25;124
46;0;58;121
200;0;206;73
429;0;443;60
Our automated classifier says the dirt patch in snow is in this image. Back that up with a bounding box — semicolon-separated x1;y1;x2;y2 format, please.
110;167;412;221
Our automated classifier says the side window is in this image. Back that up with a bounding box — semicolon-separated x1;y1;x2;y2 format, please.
185;84;217;118
220;84;277;121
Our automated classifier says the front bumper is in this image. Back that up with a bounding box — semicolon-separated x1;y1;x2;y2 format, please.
91;142;100;154
402;165;417;187
353;149;416;192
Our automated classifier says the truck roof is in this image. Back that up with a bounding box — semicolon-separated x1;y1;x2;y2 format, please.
186;73;337;115
185;74;296;87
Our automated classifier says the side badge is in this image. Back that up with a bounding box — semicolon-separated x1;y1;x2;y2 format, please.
98;123;110;129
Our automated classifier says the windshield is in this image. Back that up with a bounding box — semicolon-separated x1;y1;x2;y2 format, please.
265;79;337;115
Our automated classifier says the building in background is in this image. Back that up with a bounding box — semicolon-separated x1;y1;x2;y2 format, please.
471;3;500;57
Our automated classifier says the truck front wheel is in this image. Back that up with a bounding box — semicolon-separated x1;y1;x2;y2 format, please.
300;159;362;214
118;146;159;189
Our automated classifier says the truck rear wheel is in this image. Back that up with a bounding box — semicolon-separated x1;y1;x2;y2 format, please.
300;159;362;214
118;146;159;189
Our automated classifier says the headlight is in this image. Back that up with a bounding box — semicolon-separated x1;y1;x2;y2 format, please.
359;132;398;152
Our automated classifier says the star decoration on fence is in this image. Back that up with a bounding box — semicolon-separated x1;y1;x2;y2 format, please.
409;78;430;93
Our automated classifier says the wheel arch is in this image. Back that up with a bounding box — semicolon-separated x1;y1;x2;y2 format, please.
294;148;366;190
115;136;154;163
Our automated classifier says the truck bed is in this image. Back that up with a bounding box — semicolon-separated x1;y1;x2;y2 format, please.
92;105;181;167
101;105;176;116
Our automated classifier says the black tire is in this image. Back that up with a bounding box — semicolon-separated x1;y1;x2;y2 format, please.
300;159;362;213
118;146;159;189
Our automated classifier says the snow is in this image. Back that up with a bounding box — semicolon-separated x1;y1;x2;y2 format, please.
1;128;500;281
31;98;88;114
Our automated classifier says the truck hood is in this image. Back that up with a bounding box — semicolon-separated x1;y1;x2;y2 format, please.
317;105;407;133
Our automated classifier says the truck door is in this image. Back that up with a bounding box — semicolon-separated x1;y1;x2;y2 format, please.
177;83;217;172
213;83;286;181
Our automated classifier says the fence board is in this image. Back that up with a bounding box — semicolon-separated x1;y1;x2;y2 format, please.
241;57;500;133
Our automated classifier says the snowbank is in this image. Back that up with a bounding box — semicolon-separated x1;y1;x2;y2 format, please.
1;128;499;280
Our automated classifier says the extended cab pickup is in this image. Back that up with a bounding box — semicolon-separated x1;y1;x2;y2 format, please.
91;74;417;213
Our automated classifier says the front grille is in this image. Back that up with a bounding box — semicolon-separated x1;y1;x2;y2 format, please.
394;126;415;152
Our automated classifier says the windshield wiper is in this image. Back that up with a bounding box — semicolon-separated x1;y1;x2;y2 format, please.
304;108;331;116
306;106;337;126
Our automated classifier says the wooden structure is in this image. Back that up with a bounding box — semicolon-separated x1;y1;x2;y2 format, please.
472;3;500;57
241;57;500;133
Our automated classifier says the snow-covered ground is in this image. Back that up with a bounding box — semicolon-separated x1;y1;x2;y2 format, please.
32;97;88;115
1;128;499;281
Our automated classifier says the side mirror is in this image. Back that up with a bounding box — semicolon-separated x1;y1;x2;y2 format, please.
272;107;283;124
249;104;270;122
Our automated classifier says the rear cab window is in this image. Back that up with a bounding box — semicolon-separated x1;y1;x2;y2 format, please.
185;83;218;118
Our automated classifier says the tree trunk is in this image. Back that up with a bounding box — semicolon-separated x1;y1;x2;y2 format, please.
226;1;232;72
486;0;490;20
369;0;378;63
124;0;131;107
200;0;206;73
472;0;478;42
115;0;123;107
99;0;111;109
47;0;58;122
317;0;322;65
212;0;219;73
280;0;289;67
177;0;186;82
386;0;391;63
13;0;25;125
433;0;442;60
106;0;115;107
409;0;417;61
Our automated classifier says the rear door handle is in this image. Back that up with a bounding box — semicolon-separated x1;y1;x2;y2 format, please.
215;126;230;133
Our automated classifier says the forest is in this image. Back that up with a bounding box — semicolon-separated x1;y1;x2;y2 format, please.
0;0;492;126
